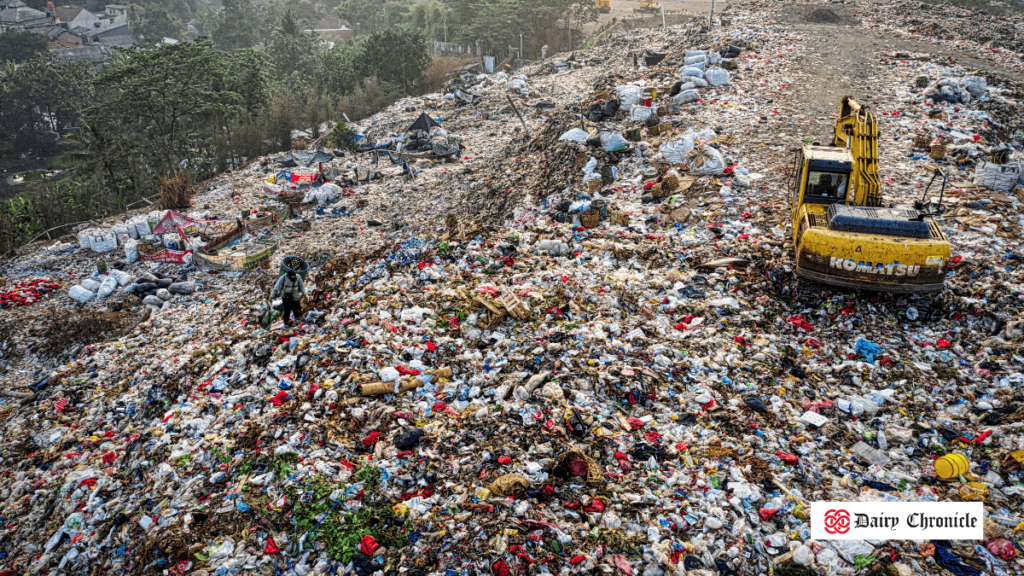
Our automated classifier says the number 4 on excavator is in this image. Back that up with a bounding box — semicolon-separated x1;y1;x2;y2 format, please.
791;97;951;293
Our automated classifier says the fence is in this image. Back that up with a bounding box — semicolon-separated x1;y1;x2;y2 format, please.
432;41;478;57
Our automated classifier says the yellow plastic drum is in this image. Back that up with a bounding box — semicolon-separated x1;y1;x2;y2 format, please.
959;482;988;501
935;454;970;480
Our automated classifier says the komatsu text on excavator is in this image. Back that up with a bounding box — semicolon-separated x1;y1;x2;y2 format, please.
791;97;951;293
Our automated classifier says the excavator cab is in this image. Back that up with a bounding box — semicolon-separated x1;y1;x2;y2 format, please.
790;97;951;294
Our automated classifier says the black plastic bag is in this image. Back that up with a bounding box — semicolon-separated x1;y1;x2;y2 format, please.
395;428;425;449
743;394;768;413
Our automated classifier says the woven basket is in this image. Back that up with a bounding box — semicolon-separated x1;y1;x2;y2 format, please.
625;127;642;142
574;152;589;168
581;209;600;229
648;124;663;137
651;183;668;198
609;211;629;226
588;178;602;193
657;105;668;117
930;143;947;160
555;449;604;483
662;174;680;191
914;135;930;149
595;91;609;101
488;474;529;497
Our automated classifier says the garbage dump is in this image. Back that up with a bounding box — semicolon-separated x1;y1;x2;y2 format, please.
4;1;1024;576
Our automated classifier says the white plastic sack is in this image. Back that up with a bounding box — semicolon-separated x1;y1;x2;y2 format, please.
681;66;705;78
163;234;182;249
600;131;629;152
97;276;118;299
690;146;726;176
320;183;343;201
673;89;700;105
974;160;1020;193
708;52;722;66
684;50;705;57
304;187;331;205
69;286;94;303
109;269;132;286
961;75;987;98
684;54;707;66
134;219;150;239
125;239;139;263
559;128;590;143
87;229;117;253
705;67;730;87
630;106;656;122
616;85;643;108
661;132;697;164
81;278;101;292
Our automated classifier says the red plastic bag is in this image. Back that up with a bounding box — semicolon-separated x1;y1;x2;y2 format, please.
360;535;380;555
263;538;280;554
775;450;799;463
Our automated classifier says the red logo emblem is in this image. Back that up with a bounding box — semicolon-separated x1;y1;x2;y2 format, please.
824;509;851;534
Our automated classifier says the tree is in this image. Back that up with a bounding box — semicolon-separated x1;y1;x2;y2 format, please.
280;8;301;36
319;43;358;98
213;0;257;50
267;27;324;93
562;1;598;48
334;0;384;35
404;3;447;42
0;54;94;153
130;4;184;45
0;29;49;64
224;49;274;114
83;39;240;183
355;29;430;95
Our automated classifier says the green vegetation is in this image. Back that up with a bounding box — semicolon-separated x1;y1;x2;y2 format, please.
0;29;49;64
290;473;409;563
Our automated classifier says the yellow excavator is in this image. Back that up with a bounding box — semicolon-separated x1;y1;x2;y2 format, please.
594;0;611;13
790;97;951;293
635;0;662;12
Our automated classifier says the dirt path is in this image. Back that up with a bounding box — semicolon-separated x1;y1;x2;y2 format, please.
761;3;1024;142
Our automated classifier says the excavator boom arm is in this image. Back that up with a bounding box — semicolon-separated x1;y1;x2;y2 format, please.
835;96;881;207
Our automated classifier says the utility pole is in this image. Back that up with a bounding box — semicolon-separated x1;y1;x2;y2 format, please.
661;2;666;28
710;0;716;31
